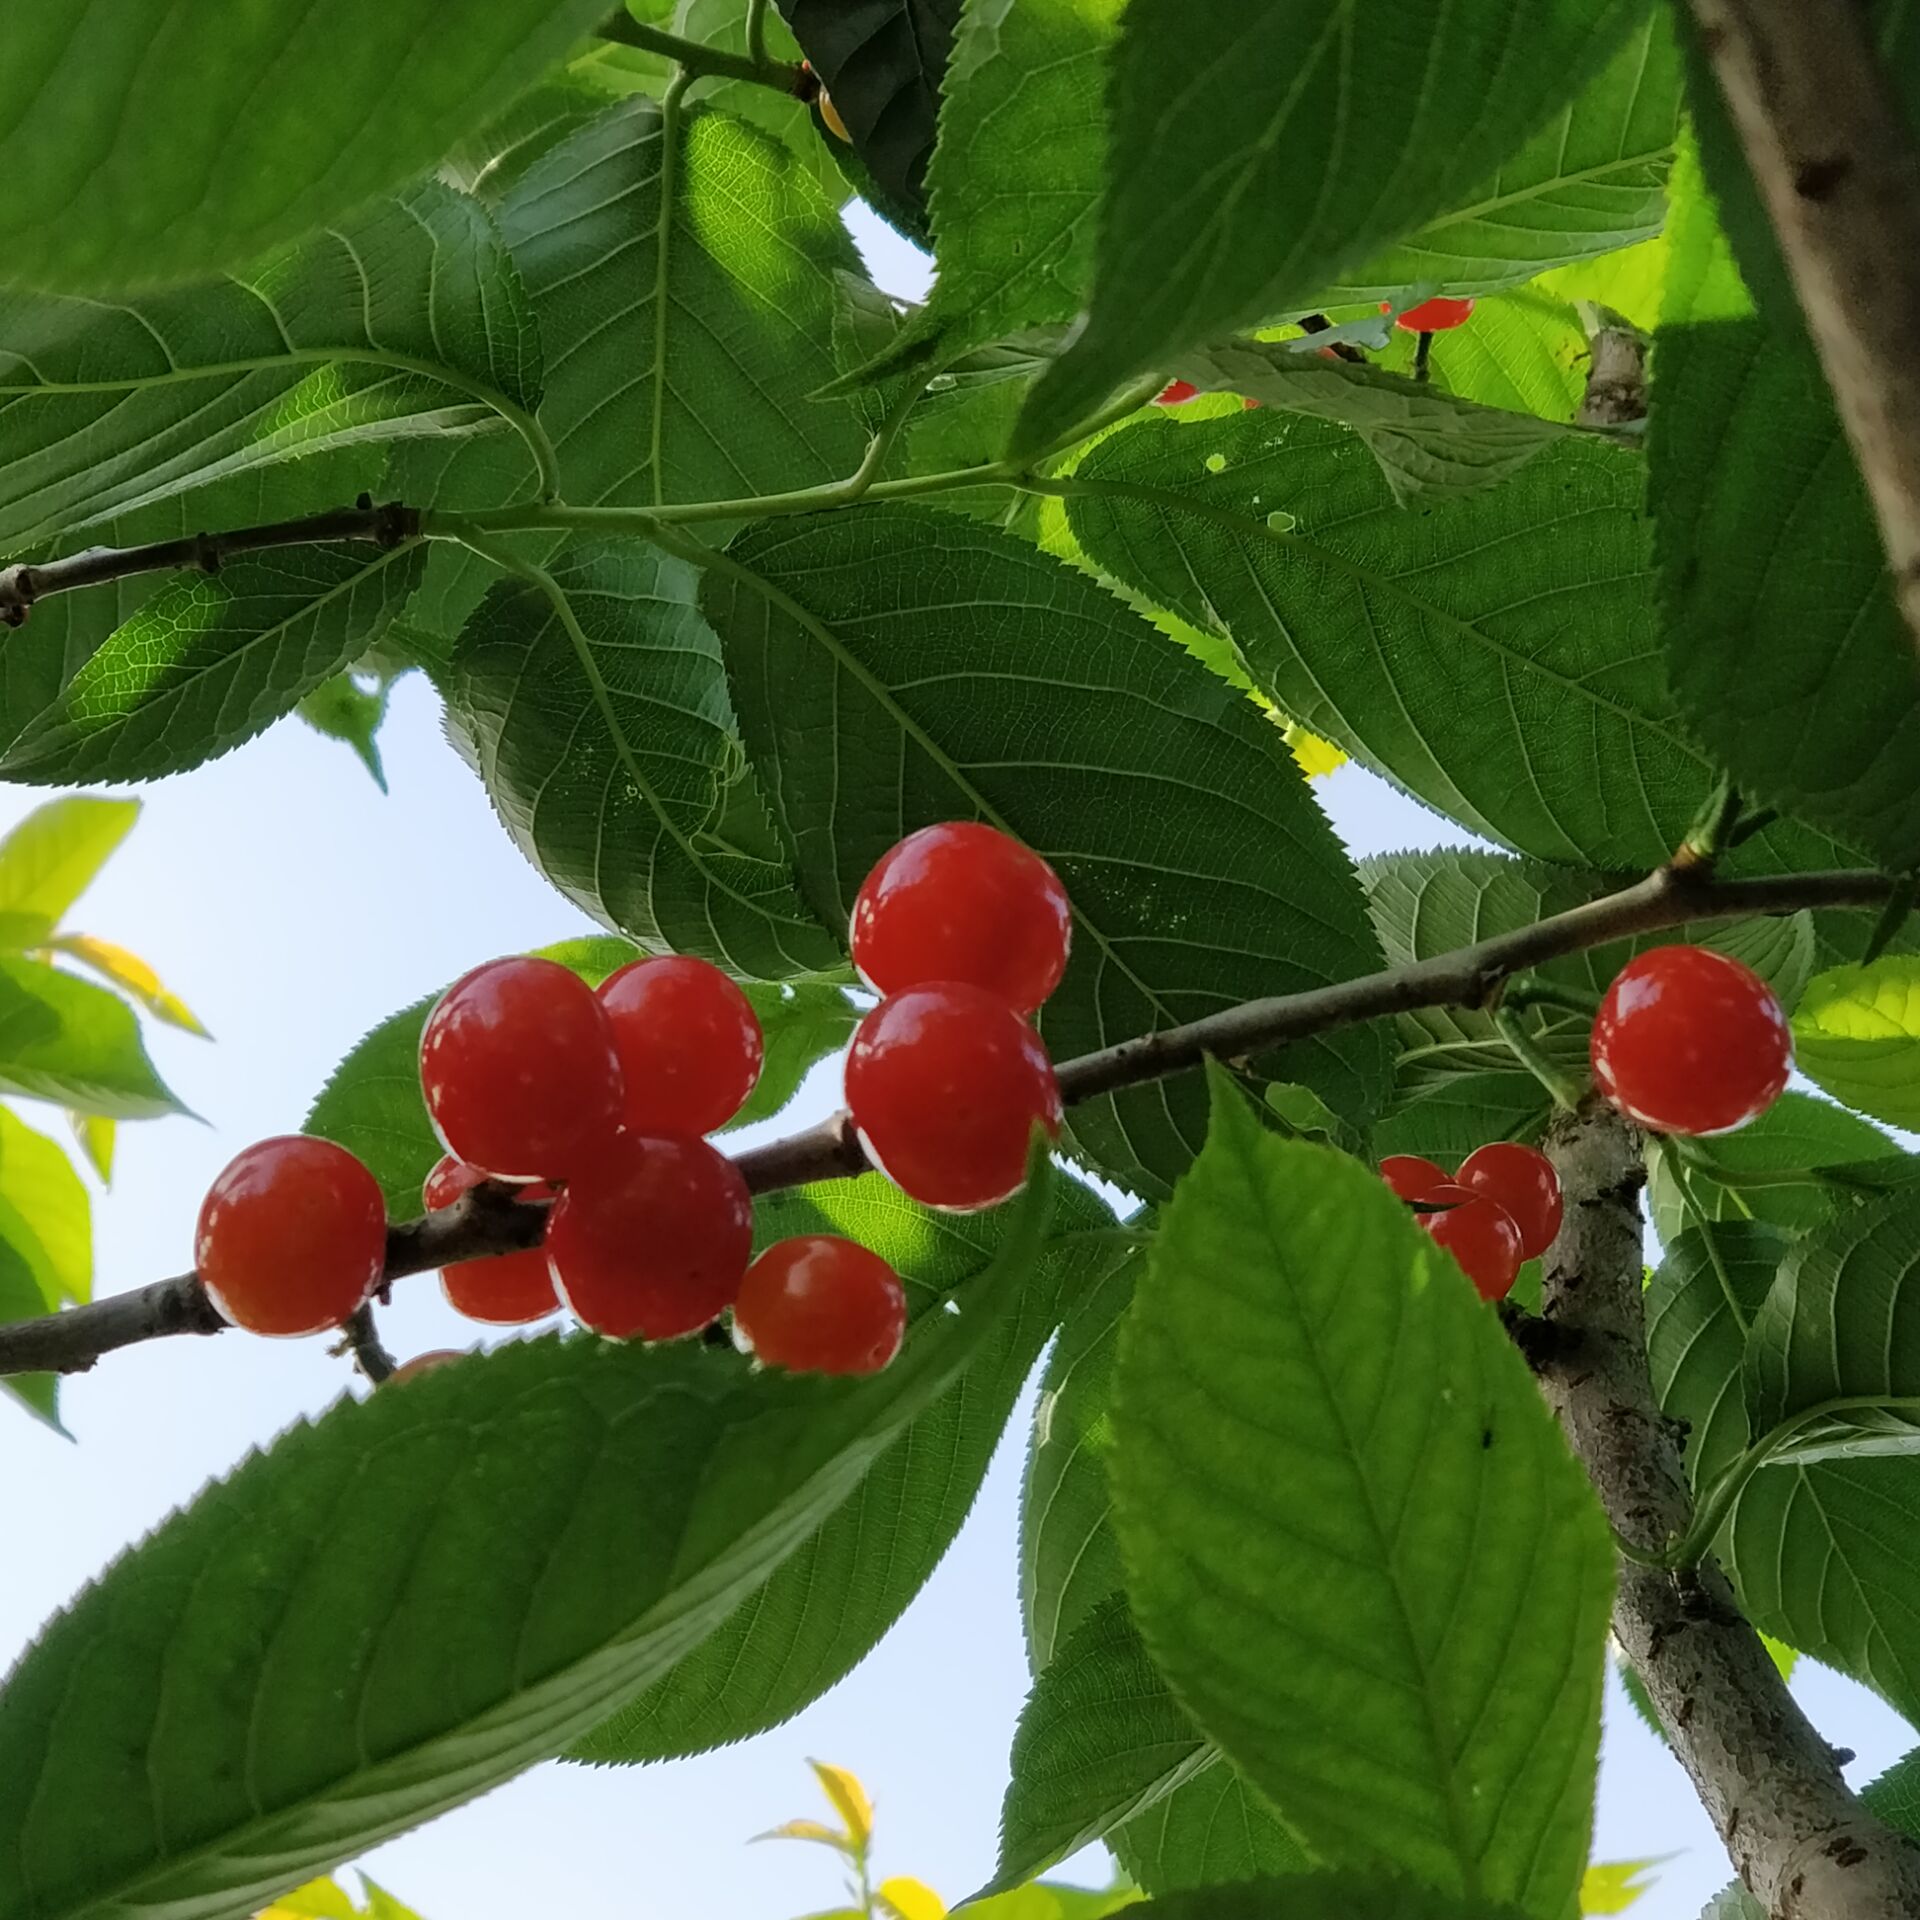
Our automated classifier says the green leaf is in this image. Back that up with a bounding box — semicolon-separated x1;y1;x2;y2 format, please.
965;1883;1142;1920
1022;1252;1134;1671
1792;959;1920;1133
1081;1873;1529;1920
1646;1222;1790;1495
568;1181;1133;1763
1316;10;1684;300
0;181;545;553
0;957;187;1119
0;544;426;785
1112;1763;1308;1900
1178;348;1568;503
304;940;853;1210
0;1160;1055;1920
775;0;960;218
44;936;209;1039
1110;1075;1611;1917
68;1112;114;1183
703;504;1393;1196
869;0;1122;380
1646;1092;1902;1246
1418;290;1589;424
989;1595;1308;1899
1015;0;1654;453
0;1106;92;1308
1743;1188;1920;1463
1067;409;1797;871
448;541;835;978
298;673;394;793
0;0;610;291
0;1235;60;1432
0;796;137;948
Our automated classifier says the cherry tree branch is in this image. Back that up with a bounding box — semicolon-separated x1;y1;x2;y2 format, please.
1686;0;1920;661
0;500;422;628
1535;1102;1920;1919
594;10;807;93
0;858;1897;1382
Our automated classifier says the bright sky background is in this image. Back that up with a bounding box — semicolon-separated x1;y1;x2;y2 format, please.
0;208;1911;1920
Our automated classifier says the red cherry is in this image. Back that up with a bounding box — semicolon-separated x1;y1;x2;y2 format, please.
1379;1153;1450;1202
846;982;1062;1210
388;1348;464;1385
419;956;625;1181
196;1136;386;1337
1389;296;1476;333
422;1155;559;1325
1592;945;1792;1135
1416;1184;1524;1302
851;822;1072;1013
546;1134;753;1340
1457;1142;1563;1259
1155;379;1199;405
736;1235;908;1376
597;956;765;1137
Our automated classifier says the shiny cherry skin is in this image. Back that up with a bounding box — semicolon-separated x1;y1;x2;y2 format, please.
196;1136;386;1337
736;1235;908;1376
546;1134;753;1341
851;822;1072;1014
1378;1153;1449;1202
845;982;1062;1211
419;956;625;1181
1391;296;1475;333
1155;379;1199;405
1592;945;1792;1135
597;956;765;1137
1457;1142;1563;1260
1416;1183;1525;1303
422;1155;559;1325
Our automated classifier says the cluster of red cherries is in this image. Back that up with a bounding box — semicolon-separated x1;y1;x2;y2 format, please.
1376;942;1793;1299
192;822;1072;1379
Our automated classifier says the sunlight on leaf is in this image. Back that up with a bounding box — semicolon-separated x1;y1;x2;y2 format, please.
0;796;138;949
1580;1858;1666;1912
45;934;210;1037
876;1876;948;1920
754;1818;855;1855
811;1760;876;1854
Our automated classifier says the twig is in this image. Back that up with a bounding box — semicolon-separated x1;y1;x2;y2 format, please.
1574;310;1648;429
0;859;1897;1381
0;500;421;628
1532;1102;1920;1919
338;1303;397;1385
596;10;805;93
1686;0;1920;661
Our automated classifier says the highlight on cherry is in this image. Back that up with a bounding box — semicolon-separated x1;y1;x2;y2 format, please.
1378;1140;1562;1303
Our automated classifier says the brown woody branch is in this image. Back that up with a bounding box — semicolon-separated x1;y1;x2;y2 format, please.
1535;1103;1920;1920
0;500;421;628
0;858;1897;1382
1686;0;1920;661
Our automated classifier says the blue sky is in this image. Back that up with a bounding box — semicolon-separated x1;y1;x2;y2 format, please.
0;212;1910;1920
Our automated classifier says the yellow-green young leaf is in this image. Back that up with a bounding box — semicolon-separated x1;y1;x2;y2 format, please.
877;1877;948;1920
256;1876;361;1920
810;1761;875;1853
1580;1859;1664;1913
1110;1071;1612;1920
1792;958;1920;1132
358;1879;428;1920
0;1107;90;1306
0;1161;1055;1920
46;934;209;1038
67;1111;114;1182
0;797;138;948
754;1819;855;1854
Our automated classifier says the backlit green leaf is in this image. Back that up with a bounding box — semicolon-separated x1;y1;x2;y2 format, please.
1113;1764;1308;1899
0;1106;91;1308
0;796;137;948
1792;958;1920;1133
703;504;1393;1196
0;957;187;1119
1110;1076;1610;1917
0;0;610;290
1092;1872;1529;1920
0;1162;1055;1920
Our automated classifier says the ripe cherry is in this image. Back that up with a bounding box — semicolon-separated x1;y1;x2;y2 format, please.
388;1348;464;1385
546;1134;753;1340
1416;1184;1524;1302
845;982;1062;1211
851;821;1072;1013
1592;945;1792;1135
1457;1142;1563;1259
422;1155;559;1325
1378;1153;1449;1202
1155;379;1199;405
419;956;625;1181
736;1235;908;1376
1390;296;1476;333
196;1136;386;1337
598;956;764;1137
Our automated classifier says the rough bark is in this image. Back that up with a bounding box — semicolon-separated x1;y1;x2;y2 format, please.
1535;1101;1920;1920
